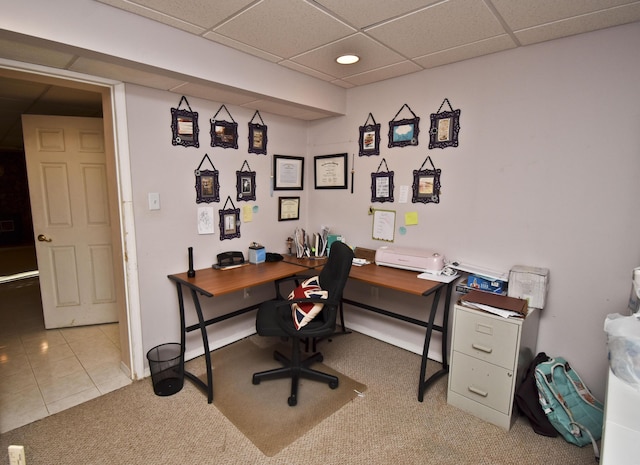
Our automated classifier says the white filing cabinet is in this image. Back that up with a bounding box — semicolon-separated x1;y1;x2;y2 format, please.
447;303;539;430
600;368;640;464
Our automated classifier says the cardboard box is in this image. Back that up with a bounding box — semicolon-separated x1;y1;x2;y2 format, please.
466;274;505;294
507;265;549;309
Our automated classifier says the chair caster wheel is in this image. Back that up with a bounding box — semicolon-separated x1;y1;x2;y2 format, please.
329;380;339;389
288;396;297;406
316;354;324;363
252;375;260;385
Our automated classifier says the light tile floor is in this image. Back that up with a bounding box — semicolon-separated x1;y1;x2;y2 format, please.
0;277;131;434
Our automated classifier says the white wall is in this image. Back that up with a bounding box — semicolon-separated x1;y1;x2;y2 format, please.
123;84;310;360
306;22;640;400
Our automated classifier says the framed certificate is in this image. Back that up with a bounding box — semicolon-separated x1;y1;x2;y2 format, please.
314;153;348;189
278;196;300;221
273;155;304;191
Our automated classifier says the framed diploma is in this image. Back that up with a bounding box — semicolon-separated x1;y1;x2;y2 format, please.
273;155;304;191
278;196;300;221
314;153;348;189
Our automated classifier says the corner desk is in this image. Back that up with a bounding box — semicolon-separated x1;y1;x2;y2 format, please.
168;259;457;403
168;261;306;403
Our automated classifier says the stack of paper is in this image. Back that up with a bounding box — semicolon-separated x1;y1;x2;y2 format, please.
460;290;527;319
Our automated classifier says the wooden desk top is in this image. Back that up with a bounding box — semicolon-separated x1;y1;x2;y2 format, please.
281;255;327;269
348;264;443;296
168;261;306;297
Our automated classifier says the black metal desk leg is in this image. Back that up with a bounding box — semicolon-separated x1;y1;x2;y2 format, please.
189;288;214;403
418;286;443;402
439;281;455;370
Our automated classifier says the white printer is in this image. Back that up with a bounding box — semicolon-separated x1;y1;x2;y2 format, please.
375;246;445;274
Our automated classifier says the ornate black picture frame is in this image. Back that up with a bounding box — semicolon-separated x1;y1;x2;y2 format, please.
314;153;348;189
195;154;219;203
248;110;268;155
211;105;238;149
388;103;419;148
219;197;241;240
195;169;220;204
412;156;441;204
429;98;461;149
236;160;256;202
359;113;381;156
278;196;300;221
371;158;394;203
171;96;199;148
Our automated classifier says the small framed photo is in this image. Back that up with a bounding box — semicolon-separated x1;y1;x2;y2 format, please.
273;155;304;190
236;170;256;202
314;153;348;189
171;108;199;148
412;170;441;204
219;207;241;240
211;120;238;149
371;171;394;203
359;121;380;156
248;123;267;155
388;118;419;148
429;111;460;149
195;169;220;204
429;99;461;149
278;196;300;221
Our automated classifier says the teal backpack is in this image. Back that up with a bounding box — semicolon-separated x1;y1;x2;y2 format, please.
534;357;604;459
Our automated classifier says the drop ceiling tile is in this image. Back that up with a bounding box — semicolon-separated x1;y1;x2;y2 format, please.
314;0;439;28
366;0;505;58
290;33;406;79
96;0;206;33
342;60;423;87
514;3;640;45
170;81;260;106
413;35;516;69
490;0;639;31
0;79;48;100
0;38;74;69
203;31;282;62
70;57;186;90
39;87;103;107
112;0;255;29
213;0;355;58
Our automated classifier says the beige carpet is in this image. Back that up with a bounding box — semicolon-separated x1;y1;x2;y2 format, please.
190;336;366;456
1;331;597;465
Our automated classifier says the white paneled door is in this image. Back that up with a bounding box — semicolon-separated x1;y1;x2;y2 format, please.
22;115;117;329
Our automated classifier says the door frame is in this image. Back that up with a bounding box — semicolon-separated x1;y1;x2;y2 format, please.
0;58;144;380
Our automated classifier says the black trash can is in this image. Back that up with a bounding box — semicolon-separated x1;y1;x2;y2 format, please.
146;343;184;396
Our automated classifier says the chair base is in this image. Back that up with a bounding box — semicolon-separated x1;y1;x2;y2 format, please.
252;339;338;406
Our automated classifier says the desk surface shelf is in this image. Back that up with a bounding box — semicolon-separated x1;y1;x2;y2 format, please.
168;260;458;404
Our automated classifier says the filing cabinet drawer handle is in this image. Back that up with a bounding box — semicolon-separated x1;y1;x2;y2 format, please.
471;343;492;354
468;386;488;397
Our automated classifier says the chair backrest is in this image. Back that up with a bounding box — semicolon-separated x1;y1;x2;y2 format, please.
318;241;353;304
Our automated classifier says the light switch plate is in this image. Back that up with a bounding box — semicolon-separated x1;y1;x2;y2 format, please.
148;193;160;210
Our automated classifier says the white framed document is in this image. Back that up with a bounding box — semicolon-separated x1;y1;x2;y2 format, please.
372;209;395;242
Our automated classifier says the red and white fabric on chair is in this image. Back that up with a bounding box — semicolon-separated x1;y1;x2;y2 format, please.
288;276;328;330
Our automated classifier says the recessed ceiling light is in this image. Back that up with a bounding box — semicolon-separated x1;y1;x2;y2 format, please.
336;54;360;65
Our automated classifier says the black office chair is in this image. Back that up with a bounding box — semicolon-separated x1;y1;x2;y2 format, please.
252;241;354;406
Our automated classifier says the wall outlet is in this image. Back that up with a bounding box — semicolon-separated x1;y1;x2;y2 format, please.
8;445;26;465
